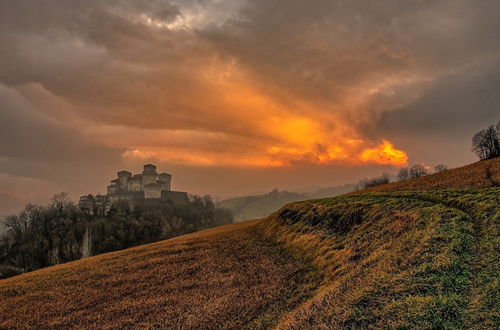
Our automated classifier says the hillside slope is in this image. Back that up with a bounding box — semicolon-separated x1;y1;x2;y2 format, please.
0;220;320;328
1;159;499;328
360;157;500;193
219;185;355;222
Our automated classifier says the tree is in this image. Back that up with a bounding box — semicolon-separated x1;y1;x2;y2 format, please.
472;123;500;160
434;164;448;172
50;192;72;212
397;168;409;181
0;192;233;278
81;226;93;258
359;173;390;188
409;164;428;178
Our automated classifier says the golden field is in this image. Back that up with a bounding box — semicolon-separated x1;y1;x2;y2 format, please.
0;220;320;328
1;158;499;328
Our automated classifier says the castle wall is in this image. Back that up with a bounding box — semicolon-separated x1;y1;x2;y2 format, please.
129;179;141;191
161;191;189;204
144;183;162;199
158;173;172;191
107;185;117;195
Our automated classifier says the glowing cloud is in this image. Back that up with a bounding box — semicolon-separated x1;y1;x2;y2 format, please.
359;141;408;167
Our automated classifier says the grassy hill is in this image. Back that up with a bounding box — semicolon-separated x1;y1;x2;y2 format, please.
218;190;306;222
219;184;355;222
1;158;499;328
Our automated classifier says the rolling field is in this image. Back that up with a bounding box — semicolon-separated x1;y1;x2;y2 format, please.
1;158;499;328
0;220;320;328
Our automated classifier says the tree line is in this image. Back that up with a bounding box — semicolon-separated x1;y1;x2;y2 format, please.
0;193;233;279
357;163;447;189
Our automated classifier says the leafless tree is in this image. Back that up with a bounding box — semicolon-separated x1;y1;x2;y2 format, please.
397;168;409;181
359;173;390;188
50;192;72;213
409;164;428;178
472;123;500;160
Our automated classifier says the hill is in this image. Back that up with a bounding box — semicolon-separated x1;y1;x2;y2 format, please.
219;184;355;222
359;157;500;193
1;158;499;328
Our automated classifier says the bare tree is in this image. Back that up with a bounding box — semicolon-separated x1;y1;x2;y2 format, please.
397;168;409;181
81;226;93;258
409;164;428;178
359;173;390;188
472;124;500;160
49;192;72;214
434;164;448;172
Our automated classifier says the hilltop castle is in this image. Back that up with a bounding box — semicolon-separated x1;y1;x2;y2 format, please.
79;164;189;215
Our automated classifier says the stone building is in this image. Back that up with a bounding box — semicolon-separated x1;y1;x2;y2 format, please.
80;164;188;214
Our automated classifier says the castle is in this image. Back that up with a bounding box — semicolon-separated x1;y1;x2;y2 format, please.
79;164;189;215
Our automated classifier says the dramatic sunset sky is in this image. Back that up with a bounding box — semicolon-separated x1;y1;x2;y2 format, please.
0;0;499;214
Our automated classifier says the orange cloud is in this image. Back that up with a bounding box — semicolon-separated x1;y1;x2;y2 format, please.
359;140;408;167
82;62;410;169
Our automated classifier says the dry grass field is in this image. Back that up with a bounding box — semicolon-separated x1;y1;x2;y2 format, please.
1;158;499;328
0;220;320;328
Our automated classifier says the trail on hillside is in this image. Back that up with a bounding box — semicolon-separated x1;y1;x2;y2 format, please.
262;188;498;328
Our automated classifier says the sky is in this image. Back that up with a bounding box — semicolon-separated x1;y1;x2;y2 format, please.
0;0;499;214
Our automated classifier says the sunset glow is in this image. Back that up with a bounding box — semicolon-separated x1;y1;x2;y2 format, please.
360;141;409;167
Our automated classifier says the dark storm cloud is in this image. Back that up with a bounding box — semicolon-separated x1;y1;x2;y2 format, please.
0;85;123;203
1;0;498;130
207;0;500;107
369;62;500;165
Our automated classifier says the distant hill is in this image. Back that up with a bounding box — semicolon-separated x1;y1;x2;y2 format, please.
1;158;498;328
218;184;356;221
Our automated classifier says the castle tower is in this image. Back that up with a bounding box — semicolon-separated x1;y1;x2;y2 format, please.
158;173;172;191
117;170;132;191
141;164;158;188
128;174;142;192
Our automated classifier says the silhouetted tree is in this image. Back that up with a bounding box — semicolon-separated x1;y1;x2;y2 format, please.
472;121;500;160
397;168;410;181
409;164;428;178
359;173;390;189
0;192;233;278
